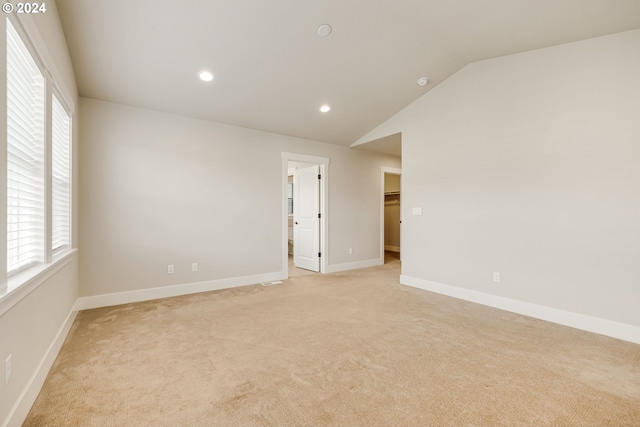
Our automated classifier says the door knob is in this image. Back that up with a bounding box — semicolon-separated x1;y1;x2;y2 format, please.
295;222;298;224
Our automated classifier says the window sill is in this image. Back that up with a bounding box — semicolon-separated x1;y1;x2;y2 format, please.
0;248;77;317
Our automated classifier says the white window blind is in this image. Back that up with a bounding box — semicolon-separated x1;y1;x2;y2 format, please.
6;19;45;274
51;94;71;251
287;182;293;215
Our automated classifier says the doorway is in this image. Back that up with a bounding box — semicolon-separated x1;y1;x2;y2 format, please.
381;167;401;264
282;153;329;278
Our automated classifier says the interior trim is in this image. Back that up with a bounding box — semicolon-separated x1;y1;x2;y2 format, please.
400;274;640;344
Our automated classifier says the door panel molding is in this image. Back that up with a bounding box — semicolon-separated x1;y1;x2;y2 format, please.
293;165;320;272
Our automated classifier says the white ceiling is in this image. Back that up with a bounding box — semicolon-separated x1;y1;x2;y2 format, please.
56;0;640;156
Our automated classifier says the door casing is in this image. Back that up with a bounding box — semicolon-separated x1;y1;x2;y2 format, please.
282;152;329;276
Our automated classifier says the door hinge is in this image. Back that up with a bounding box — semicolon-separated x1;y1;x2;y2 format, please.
318;174;321;179
318;252;321;258
318;213;321;219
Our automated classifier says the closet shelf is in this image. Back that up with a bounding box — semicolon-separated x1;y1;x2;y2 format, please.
384;191;400;205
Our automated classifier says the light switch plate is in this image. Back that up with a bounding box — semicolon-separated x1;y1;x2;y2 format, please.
412;207;423;216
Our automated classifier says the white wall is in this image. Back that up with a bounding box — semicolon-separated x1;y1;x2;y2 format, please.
0;257;78;425
79;98;400;298
358;29;640;336
0;1;80;424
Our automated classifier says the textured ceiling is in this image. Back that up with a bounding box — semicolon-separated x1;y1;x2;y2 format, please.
56;0;640;156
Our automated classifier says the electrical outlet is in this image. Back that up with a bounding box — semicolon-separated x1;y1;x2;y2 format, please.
349;248;353;255
191;262;198;272
167;264;174;274
5;354;12;385
493;272;501;283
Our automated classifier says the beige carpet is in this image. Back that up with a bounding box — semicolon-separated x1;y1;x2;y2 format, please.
26;257;640;426
287;255;318;277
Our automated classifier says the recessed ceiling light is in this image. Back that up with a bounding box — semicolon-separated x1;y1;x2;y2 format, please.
198;71;214;82
317;24;332;37
417;76;429;87
320;105;331;113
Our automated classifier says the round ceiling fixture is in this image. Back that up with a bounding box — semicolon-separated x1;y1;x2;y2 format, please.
417;76;429;87
319;104;331;113
198;71;214;82
317;24;332;37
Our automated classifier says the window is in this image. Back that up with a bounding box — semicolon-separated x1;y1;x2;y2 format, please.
5;17;73;278
51;94;71;251
6;19;45;274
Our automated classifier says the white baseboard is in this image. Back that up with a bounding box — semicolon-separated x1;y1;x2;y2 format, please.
4;307;78;427
76;271;286;311
384;245;400;252
326;258;383;273
400;275;640;345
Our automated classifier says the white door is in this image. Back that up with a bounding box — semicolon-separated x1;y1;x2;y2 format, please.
294;165;320;272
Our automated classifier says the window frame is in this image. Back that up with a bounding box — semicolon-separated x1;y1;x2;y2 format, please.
1;14;76;305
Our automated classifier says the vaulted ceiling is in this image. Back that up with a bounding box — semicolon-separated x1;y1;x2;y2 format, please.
56;0;640;156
